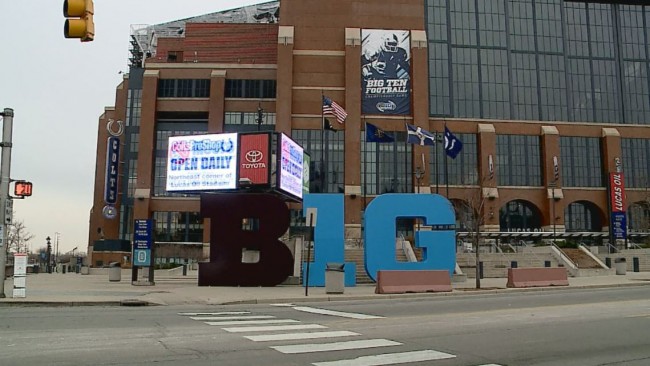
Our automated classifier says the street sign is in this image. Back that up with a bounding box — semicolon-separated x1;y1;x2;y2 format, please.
133;219;153;250
4;199;12;225
133;219;153;266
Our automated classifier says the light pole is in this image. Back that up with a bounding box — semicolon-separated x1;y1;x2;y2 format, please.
46;236;52;273
414;167;424;231
54;232;60;267
549;181;557;244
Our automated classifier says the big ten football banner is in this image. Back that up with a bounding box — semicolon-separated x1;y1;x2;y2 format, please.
361;29;411;115
239;133;271;186
609;172;627;240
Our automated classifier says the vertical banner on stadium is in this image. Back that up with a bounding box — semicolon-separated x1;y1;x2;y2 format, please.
609;172;627;240
361;29;411;115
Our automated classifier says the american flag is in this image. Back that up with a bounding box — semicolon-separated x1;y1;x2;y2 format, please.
322;96;348;124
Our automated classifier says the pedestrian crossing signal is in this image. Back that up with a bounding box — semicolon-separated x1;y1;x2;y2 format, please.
14;181;33;197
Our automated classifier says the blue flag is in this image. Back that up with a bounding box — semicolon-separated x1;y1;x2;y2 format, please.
444;126;463;159
406;123;435;146
366;123;394;143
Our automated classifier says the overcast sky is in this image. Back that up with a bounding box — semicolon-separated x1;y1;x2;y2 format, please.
1;0;262;255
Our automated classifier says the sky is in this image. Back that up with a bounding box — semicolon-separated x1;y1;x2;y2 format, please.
0;0;262;255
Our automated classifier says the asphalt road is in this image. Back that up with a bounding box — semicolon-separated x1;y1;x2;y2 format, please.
0;286;649;366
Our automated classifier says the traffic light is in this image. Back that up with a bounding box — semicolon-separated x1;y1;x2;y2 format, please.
63;0;94;42
14;181;33;197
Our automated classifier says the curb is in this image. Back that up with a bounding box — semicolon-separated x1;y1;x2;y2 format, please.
3;281;650;307
215;281;650;305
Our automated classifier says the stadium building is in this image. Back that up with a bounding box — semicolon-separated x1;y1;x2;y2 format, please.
88;0;650;269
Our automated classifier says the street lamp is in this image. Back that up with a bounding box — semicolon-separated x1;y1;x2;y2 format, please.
414;167;424;232
46;236;52;273
55;232;60;267
549;181;557;244
414;167;424;194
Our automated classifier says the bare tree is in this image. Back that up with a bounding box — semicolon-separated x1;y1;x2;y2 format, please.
6;218;35;255
455;176;492;289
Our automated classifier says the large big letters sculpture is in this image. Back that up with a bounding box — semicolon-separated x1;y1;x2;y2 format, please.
197;192;456;287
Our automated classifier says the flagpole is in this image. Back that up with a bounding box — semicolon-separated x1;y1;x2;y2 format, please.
363;122;367;211
321;93;324;192
444;123;449;197
435;129;439;194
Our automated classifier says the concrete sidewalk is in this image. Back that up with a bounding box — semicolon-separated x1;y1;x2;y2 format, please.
2;271;650;307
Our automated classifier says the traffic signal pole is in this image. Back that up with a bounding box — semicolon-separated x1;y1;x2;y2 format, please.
0;108;14;298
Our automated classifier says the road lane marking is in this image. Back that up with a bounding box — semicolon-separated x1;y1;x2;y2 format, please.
205;319;300;326
292;306;384;319
270;303;295;307
272;339;401;354
222;324;328;333
178;312;250;316
245;330;359;342
190;315;275;321
311;350;456;366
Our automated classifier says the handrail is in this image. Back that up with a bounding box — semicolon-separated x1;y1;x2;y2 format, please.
551;243;579;269
606;243;618;254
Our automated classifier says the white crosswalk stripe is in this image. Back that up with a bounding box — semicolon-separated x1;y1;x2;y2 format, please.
178;311;250;316
271;339;401;354
245;330;360;342
189;315;274;321
205;319;300;326
222;324;328;333
292;306;384;319
311;350;456;366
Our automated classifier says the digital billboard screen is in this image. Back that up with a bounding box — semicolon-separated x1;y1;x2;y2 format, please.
278;133;303;200
166;133;239;192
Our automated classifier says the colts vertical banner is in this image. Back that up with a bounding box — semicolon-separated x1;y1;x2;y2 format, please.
361;29;411;115
104;136;120;205
609;172;627;240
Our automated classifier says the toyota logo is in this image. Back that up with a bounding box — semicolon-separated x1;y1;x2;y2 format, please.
245;150;264;163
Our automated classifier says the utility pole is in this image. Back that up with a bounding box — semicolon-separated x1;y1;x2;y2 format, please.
0;108;14;298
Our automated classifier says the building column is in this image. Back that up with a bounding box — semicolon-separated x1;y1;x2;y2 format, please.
344;28;362;241
477;124;499;231
276;26;295;135
411;30;431;194
208;70;226;133
133;70;159;220
541;125;564;235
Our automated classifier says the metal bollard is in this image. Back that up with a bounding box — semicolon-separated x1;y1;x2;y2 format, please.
633;257;640;272
479;261;484;279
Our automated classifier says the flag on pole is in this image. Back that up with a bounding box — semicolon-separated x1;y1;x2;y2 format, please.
322;96;348;124
444;126;463;159
365;122;394;143
405;123;435;146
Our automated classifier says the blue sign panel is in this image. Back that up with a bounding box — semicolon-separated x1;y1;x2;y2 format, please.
133;249;151;267
134;219;153;250
611;212;627;240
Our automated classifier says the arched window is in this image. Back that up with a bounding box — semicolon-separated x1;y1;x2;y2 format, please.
564;201;602;232
499;200;542;231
